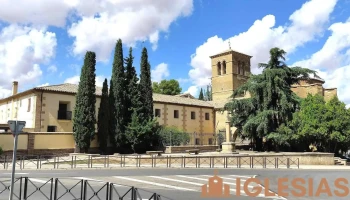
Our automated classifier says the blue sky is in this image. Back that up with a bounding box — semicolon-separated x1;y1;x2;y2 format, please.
0;0;350;106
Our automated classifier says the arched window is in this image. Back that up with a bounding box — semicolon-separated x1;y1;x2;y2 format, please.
222;61;226;74
217;62;221;75
237;61;241;74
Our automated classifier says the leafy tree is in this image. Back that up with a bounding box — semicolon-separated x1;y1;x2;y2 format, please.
97;79;109;154
157;126;190;146
224;47;315;151
203;85;212;101
73;51;96;153
152;79;182;95
110;39;127;149
108;79;115;147
198;88;204;100
139;47;154;121
290;94;350;153
125;108;161;153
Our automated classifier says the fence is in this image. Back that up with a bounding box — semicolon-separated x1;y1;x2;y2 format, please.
0;154;299;170
0;177;171;200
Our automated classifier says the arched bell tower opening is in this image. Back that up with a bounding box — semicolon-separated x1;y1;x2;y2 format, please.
209;49;252;101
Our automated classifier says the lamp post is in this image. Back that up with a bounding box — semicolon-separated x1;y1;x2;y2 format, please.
7;120;26;200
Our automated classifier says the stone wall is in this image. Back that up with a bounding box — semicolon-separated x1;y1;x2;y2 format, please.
165;145;219;153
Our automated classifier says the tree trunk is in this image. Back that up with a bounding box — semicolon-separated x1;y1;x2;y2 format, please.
74;143;80;153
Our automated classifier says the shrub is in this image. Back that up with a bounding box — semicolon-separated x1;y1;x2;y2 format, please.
157;126;190;146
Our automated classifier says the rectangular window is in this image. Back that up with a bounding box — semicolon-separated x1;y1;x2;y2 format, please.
191;111;196;119
155;109;161;117
174;110;179;118
208;138;213;145
195;138;200;145
205;113;210;120
58;102;72;120
47;126;56;132
27;98;31;112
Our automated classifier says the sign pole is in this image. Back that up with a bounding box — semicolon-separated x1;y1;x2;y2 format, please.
9;120;18;200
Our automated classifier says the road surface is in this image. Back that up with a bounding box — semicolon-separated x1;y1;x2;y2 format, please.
1;168;350;200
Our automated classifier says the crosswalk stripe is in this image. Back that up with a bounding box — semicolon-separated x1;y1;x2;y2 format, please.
228;175;253;178
28;178;47;184
149;176;203;186
113;176;196;191
201;175;250;181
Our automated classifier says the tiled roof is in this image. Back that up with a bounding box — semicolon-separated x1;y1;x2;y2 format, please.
35;83;214;108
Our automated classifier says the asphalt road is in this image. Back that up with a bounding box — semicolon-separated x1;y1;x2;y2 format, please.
1;168;350;200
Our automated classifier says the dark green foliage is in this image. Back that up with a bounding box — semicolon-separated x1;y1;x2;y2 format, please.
124;47;141;124
198;88;204;100
224;47;316;151
125;108;161;153
289;94;350;153
73;51;96;153
152;79;182;95
203;85;212;101
139;47;154;121
110;39;127;149
108;79;116;146
97;79;109;154
157;126;190;146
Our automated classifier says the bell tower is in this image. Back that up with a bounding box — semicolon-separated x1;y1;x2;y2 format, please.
209;47;252;101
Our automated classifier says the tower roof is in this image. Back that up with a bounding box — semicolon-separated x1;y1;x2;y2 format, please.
209;49;252;59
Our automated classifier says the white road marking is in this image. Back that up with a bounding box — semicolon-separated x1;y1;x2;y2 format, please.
228;175;254;178
252;175;287;200
113;176;196;191
201;175;250;181
73;177;104;182
28;178;48;184
3;173;29;175
176;175;255;188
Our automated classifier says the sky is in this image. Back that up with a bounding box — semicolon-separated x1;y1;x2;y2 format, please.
0;0;349;107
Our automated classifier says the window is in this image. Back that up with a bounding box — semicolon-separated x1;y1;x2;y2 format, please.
58;102;72;120
208;138;213;145
241;62;245;75
47;126;56;132
174;110;179;118
191;111;196;119
155;109;161;117
27;98;31;112
205;113;210;120
217;62;221;75
195;138;200;145
20;100;22;107
237;61;241;74
222;61;226;74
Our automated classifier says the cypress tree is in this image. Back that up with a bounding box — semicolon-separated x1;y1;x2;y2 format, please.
139;47;154;121
110;39;126;149
97;79;109;154
124;47;140;124
73;51;96;153
198;88;204;100
108;79;116;147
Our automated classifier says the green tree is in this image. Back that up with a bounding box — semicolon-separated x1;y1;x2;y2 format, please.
139;47;154;121
198;88;204;100
97;79;109;154
291;95;350;153
157;126;190;146
110;39;127;149
73;51;96;153
152;79;182;95
224;47;315;151
108;79;115;147
203;85;212;101
125;108;161;153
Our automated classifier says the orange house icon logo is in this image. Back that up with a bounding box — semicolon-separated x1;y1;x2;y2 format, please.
201;170;230;198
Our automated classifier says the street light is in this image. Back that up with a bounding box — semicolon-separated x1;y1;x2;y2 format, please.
7;120;26;200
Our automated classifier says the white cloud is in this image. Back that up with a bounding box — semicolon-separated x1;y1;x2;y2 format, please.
48;65;57;73
292;18;350;105
64;75;108;87
184;86;198;97
67;0;193;61
0;24;57;98
186;0;337;92
151;63;170;82
0;0;75;27
37;83;49;87
59;71;64;77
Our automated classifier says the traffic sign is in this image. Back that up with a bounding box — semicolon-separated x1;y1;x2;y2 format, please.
7;120;26;135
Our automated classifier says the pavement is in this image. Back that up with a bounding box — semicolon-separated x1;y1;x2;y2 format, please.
1;168;350;200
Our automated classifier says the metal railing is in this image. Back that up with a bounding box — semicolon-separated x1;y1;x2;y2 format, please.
57;111;72;120
0;177;170;200
0;154;299;170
